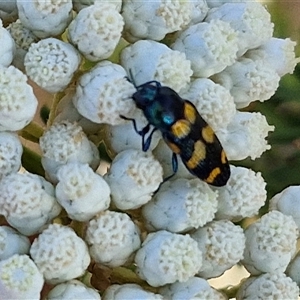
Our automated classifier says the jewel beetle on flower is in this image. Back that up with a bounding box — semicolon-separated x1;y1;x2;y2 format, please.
120;78;230;187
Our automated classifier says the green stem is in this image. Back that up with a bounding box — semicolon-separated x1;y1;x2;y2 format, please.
21;146;44;177
20;122;44;143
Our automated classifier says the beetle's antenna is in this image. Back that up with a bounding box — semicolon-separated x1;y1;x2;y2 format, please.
127;68;137;88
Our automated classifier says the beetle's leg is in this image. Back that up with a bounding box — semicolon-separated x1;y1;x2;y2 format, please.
119;115;153;151
143;127;158;151
164;152;178;183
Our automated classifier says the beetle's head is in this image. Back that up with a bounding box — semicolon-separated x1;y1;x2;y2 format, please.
132;82;159;109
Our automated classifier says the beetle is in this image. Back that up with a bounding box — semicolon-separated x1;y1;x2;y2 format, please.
120;79;230;186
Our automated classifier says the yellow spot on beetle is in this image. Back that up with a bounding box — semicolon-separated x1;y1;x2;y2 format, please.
205;167;221;184
202;125;215;144
221;150;227;164
184;102;196;124
171;119;190;138
166;141;181;154
186;140;206;169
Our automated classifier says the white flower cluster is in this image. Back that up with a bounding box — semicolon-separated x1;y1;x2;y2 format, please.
0;0;299;299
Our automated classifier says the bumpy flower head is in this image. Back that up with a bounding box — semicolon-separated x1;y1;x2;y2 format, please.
236;272;299;300
39;120;100;182
17;0;72;38
0;18;15;67
121;40;192;92
73;61;136;125
105;110;161;154
85;210;141;267
142;178;218;233
103;283;163;300
0;254;44;300
191;220;245;279
56;162;111;221
212;57;280;109
24;38;81;93
68;3;124;61
105;149;163;210
180;78;236;131
172;19;238;77
269;185;300;231
0;226;30;260
217;111;274;160
30;224;90;284
7;19;39;69
245;37;300;77
47;280;100;300
122;0;192;42
216;166;267;221
135;230;202;287
0;65;37;131
0;132;22;179
206;2;274;56
286;251;300;287
242;211;298;275
0;172;61;236
159;277;219;300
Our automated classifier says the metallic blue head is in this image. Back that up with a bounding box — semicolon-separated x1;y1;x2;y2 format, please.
132;81;161;109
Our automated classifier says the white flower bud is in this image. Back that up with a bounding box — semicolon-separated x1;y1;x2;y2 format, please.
242;211;298;275
236;272;299;300
245;37;300;77
56;162;110;221
47;280;100;300
217;111;274;160
103;283;163;300
121;40;192;92
269;186;300;233
105;149;163;210
159;277;217;300
191;220;245;278
286;252;300;287
216;166;267;221
0;65;37;131
0;226;30;260
172;20;238;77
191;220;245;279
0;173;61;236
206;2;274;56
86;211;141;267
25;38;81;93
30;224;90;284
7;19;39;70
142;178;218;233
122;1;192;42
135;230;202;287
0;254;44;300
0;19;15;67
73;0;122;12
39;121;100;183
68;3;124;61
0;132;22;179
180;78;236;131
17;0;72;38
212;57;280;108
73;61;136;125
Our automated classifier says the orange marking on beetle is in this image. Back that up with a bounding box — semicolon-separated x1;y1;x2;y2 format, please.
186;140;206;169
202;125;215;144
205;167;221;184
166;141;181;154
221;150;227;164
171;119;191;138
184;102;196;124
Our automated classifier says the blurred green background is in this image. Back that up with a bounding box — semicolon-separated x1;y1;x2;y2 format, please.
242;1;300;199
